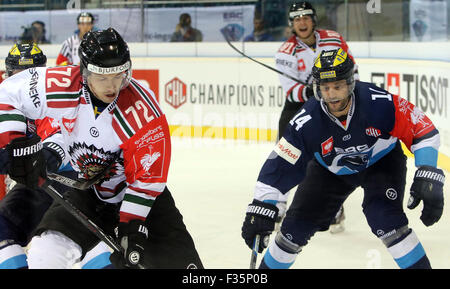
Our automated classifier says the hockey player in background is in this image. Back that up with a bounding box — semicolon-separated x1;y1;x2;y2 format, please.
274;1;358;232
0;28;203;269
0;43;116;269
56;12;95;66
242;48;445;269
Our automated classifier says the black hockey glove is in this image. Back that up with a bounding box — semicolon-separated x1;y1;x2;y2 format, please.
241;199;278;253
42;142;64;174
6;135;46;189
407;166;445;227
110;219;149;269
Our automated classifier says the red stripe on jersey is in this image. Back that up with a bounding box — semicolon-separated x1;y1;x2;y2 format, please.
47;100;79;108
0;104;15;111
0;131;25;148
128;185;162;198
132;80;162;114
119;212;146;223
390;95;436;150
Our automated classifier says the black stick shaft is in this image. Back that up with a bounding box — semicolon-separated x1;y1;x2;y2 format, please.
225;38;307;85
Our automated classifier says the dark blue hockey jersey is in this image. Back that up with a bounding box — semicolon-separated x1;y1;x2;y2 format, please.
255;81;440;201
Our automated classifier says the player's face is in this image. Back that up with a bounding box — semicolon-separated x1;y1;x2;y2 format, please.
87;72;125;103
78;22;93;36
292;15;314;39
319;79;351;114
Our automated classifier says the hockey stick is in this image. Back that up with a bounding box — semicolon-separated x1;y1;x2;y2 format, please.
47;159;116;190
41;180;123;253
224;36;307;86
41;180;146;269
249;234;261;269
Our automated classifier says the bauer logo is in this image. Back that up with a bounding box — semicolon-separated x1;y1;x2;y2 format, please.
274;137;301;165
165;77;187;109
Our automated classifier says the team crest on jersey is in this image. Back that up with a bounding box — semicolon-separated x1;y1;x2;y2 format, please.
62;117;76;133
321;136;334;156
140;152;161;174
366;127;381;137
68;142;124;180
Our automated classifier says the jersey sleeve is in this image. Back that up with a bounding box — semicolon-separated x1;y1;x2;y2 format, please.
254;109;312;202
115;80;171;223
389;95;440;167
275;39;310;103
0;68;49;148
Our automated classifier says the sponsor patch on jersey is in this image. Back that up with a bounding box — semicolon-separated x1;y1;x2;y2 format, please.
366;127;381;137
62;117;76;133
321;136;334;156
274;137;301;165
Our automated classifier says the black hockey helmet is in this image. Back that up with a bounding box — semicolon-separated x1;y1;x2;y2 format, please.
5;43;47;78
79;27;132;86
288;1;317;26
77;12;94;24
312;48;355;100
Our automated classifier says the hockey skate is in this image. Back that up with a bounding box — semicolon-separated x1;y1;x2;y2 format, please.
329;206;345;234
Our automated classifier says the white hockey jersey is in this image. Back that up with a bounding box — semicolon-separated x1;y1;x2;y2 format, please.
275;29;358;103
0;66;171;223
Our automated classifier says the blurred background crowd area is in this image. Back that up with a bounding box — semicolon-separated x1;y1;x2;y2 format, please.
0;0;448;44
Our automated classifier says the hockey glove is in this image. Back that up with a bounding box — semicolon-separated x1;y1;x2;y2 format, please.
241;199;278;253
110;219;149;269
6;135;46;189
407;166;445;226
42;142;64;174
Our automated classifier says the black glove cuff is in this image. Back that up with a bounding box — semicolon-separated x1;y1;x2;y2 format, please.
246;200;279;221
414;166;445;186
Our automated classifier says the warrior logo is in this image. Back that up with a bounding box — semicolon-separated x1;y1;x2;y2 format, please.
68;142;124;180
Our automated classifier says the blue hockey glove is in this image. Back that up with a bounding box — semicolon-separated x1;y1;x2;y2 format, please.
241;199;278;253
110;219;149;269
407;166;445;226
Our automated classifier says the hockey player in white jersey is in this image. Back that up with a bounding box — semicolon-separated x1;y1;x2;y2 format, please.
274;2;358;232
0;28;203;269
56;12;94;66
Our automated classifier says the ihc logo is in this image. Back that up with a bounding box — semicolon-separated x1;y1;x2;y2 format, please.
165;77;187;109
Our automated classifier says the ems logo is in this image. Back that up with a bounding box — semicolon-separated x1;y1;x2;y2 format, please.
165;77;187;109
366;127;381;137
62;117;76;133
321;137;334;156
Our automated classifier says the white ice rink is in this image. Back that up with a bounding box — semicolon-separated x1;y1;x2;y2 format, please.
168;137;450;269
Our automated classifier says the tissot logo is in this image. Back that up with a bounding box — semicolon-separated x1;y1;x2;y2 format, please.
370;72;448;117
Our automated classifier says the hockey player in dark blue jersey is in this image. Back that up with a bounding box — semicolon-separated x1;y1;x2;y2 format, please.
241;48;445;269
